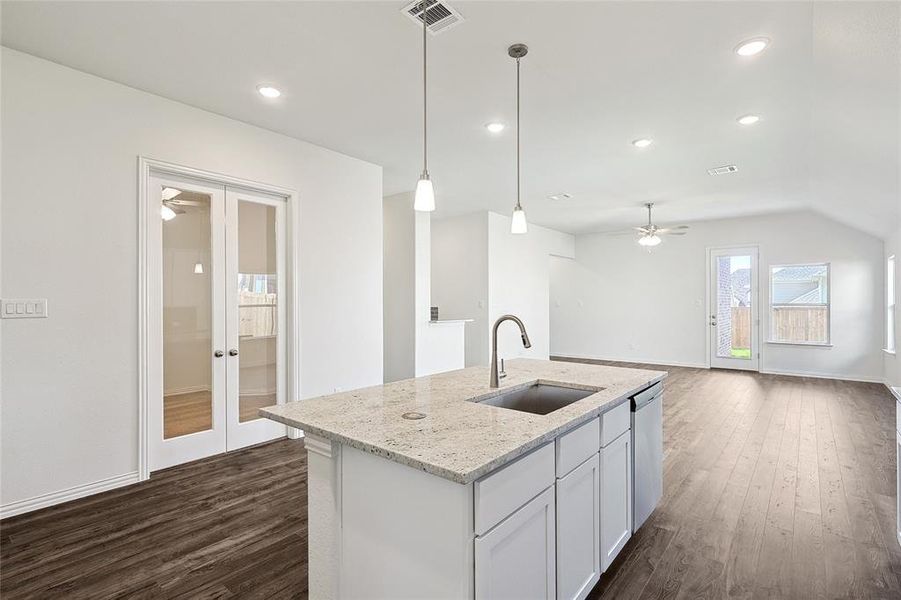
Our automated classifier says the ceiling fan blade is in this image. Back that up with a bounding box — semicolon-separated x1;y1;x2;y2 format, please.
167;199;207;207
603;230;642;236
661;231;688;236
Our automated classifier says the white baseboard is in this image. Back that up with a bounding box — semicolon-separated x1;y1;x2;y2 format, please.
885;384;901;402
550;353;708;370
163;385;210;396
1;471;140;520
759;368;885;384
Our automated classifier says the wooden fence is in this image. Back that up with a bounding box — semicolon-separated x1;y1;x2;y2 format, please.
730;305;827;348
771;305;828;343
731;307;751;349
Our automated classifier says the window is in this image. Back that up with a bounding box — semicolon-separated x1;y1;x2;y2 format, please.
888;256;896;353
769;263;830;345
238;273;278;338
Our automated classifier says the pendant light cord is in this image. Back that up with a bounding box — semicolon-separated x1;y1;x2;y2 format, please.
515;57;521;211
422;0;428;176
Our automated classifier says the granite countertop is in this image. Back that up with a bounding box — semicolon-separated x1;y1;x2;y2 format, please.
260;358;666;484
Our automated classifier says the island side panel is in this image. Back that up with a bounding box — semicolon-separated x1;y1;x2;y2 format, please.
305;433;342;599
340;446;475;599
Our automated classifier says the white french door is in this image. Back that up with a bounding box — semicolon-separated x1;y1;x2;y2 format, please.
708;246;759;371
148;174;286;472
224;187;287;449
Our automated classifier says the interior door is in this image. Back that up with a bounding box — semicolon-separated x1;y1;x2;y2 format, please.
224;187;287;449
709;246;759;371
149;174;227;471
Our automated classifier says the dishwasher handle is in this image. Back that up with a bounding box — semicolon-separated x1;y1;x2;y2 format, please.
632;381;663;410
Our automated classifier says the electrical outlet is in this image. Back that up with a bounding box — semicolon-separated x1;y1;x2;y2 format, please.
1;299;48;319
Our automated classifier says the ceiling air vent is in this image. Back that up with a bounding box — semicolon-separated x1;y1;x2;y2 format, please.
403;0;464;34
707;165;739;176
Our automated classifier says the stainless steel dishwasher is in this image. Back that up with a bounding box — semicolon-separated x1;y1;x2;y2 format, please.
631;381;663;531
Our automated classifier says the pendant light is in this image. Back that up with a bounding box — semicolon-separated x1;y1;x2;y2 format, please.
509;44;528;234
413;0;435;212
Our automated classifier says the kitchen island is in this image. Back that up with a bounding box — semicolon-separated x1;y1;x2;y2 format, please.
261;358;665;600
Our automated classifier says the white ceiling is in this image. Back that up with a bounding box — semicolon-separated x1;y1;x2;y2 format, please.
2;1;898;236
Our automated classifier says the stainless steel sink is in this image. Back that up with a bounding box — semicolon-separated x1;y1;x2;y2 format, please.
474;383;600;415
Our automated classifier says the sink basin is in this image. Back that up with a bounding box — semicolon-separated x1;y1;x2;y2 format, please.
474;383;600;415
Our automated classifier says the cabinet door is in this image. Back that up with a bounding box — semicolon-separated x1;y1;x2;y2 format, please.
557;453;601;600
475;486;556;600
600;430;632;571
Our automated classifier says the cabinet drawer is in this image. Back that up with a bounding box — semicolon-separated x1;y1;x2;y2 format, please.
475;442;555;536
600;401;630;448
556;418;600;478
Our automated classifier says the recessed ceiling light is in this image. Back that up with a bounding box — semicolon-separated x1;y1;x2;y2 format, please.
632;138;653;148
734;37;770;57
548;193;573;201
737;114;761;126
485;122;505;133
257;85;281;99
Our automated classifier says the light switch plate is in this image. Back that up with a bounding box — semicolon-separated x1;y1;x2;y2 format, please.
1;299;48;319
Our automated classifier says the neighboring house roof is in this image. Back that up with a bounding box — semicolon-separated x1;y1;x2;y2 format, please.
772;265;827;304
772;265;825;281
731;268;751;306
783;287;824;305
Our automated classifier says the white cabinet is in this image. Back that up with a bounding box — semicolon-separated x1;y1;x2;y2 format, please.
475;486;556;600
556;453;601;600
600;430;632;571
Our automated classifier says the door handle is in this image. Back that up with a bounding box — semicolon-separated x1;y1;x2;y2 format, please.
229;349;239;357
214;350;224;358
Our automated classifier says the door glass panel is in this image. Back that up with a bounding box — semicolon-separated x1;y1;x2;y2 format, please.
237;201;278;422
162;187;213;438
715;255;752;360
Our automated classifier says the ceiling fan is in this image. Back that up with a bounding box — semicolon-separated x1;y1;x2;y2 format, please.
160;188;206;221
607;203;689;247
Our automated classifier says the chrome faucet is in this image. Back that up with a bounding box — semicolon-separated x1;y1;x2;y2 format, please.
490;314;532;388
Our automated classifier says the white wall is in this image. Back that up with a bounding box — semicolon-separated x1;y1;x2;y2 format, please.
383;193;416;382
1;49;383;510
384;192;464;382
487;212;575;363
551;211;885;382
886;231;900;387
431;211;574;366
431;212;488;367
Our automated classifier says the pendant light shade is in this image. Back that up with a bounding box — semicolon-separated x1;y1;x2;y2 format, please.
414;0;435;212
511;207;528;234
414;176;435;212
509;44;529;234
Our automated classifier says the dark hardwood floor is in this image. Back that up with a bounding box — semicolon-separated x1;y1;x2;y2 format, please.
0;439;308;599
2;362;899;599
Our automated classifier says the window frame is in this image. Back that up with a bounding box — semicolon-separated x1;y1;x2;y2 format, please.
767;262;831;347
887;255;896;354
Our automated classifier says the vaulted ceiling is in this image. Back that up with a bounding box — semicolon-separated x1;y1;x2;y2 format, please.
2;1;898;237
